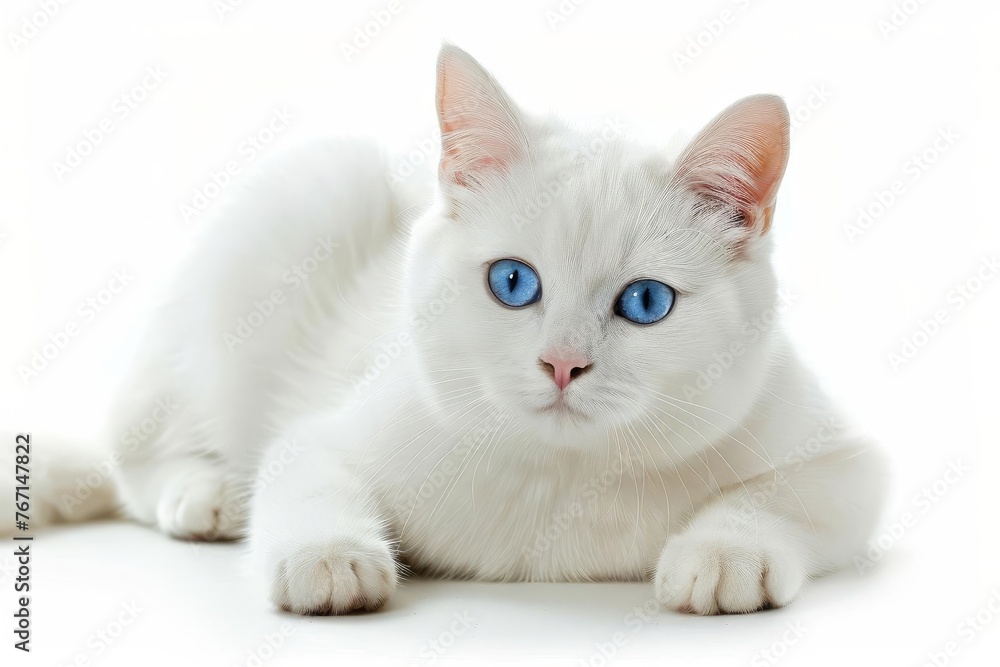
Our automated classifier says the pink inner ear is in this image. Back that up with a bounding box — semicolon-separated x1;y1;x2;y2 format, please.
436;45;524;187
672;95;790;234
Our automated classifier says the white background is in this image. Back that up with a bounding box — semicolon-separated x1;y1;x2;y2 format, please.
1;0;999;665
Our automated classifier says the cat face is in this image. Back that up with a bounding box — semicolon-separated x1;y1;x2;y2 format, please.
405;46;789;445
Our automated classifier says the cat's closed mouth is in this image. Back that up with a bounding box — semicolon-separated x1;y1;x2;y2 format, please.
536;399;591;420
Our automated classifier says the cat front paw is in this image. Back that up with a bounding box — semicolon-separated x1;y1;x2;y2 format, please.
156;469;245;541
654;529;806;615
262;536;397;615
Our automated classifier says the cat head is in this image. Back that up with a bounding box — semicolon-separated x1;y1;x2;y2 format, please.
405;45;789;446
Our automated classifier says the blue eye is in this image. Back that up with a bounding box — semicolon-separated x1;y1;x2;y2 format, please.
615;279;675;325
488;259;541;307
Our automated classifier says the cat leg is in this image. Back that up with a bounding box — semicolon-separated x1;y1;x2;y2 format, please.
654;441;887;614
248;412;397;614
111;387;251;540
116;454;248;540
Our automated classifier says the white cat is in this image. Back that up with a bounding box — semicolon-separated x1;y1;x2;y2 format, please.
36;45;888;616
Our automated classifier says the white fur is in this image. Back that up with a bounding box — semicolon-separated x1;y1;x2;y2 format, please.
85;45;888;615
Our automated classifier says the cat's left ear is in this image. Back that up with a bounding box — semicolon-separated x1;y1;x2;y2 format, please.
671;95;790;235
436;44;527;189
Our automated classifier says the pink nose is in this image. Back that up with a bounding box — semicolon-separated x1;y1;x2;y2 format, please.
539;355;592;390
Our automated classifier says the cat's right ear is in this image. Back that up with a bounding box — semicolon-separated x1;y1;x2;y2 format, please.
436;44;527;190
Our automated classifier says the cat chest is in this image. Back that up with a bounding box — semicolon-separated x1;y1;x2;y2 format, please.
382;461;677;582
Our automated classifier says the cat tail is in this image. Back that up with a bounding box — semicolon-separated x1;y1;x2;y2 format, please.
0;427;120;536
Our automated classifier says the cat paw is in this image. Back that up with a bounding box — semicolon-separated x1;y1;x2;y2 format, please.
654;529;806;615
264;536;397;615
156;470;244;541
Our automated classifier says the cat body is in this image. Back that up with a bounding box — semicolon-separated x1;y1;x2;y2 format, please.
97;45;885;615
